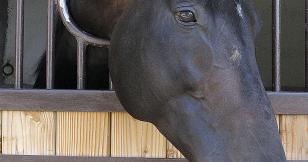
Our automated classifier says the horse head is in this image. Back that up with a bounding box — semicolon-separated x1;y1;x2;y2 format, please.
110;0;286;161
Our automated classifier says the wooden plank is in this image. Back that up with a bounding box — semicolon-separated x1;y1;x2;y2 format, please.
111;112;166;158
1;111;55;155
166;142;184;159
0;90;122;112
56;112;110;156
0;90;307;114
0;155;306;162
280;115;308;160
268;92;308;114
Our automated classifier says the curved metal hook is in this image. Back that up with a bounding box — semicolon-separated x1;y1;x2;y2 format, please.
56;0;110;47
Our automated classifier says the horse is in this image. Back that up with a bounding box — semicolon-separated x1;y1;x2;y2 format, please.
110;1;287;161
35;0;287;161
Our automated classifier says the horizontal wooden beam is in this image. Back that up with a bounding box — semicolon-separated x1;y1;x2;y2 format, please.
0;89;123;112
268;92;308;114
0;155;186;162
0;89;307;114
0;155;305;162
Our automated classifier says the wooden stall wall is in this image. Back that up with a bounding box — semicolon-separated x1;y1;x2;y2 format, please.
1;111;55;155
280;115;308;160
56;112;110;156
111;112;166;158
0;111;307;160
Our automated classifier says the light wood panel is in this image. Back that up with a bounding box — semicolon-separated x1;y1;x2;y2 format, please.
166;142;184;159
280;115;308;160
56;112;110;156
0;111;2;153
111;112;166;158
1;111;55;155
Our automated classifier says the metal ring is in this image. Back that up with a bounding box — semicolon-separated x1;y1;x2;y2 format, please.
56;0;110;47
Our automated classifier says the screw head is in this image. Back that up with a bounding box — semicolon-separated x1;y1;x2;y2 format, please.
3;63;14;76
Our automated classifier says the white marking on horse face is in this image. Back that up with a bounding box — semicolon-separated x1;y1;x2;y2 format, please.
236;3;244;19
230;49;242;62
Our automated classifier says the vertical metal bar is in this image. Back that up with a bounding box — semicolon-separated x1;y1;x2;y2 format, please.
77;39;87;90
15;0;24;89
305;0;308;91
47;0;55;89
109;73;113;90
273;0;281;92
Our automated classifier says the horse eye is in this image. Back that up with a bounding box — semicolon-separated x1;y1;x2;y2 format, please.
175;10;196;23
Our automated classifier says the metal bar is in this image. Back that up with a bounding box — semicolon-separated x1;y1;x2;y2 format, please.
15;0;24;89
46;0;55;89
109;73;113;90
0;155;305;162
56;0;110;47
305;0;308;91
272;0;282;92
77;39;87;89
0;90;307;114
57;0;112;90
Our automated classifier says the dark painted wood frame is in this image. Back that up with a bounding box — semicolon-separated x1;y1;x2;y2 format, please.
0;89;307;114
0;155;306;162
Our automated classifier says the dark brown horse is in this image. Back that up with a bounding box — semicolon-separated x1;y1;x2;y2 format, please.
35;0;287;161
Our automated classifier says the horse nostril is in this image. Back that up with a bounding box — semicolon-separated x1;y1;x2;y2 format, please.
3;63;14;76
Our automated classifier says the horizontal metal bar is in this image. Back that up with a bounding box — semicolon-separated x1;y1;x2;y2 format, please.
0;155;305;162
0;90;307;114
